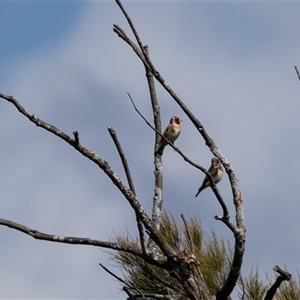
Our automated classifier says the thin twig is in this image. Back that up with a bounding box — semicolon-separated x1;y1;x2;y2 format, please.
73;131;80;146
99;264;148;299
113;25;150;70
107;126;136;194
99;263;143;296
0;93;76;145
295;66;300;82
107;126;146;255
115;0;156;74
239;275;246;300
181;214;195;254
127;92;204;172
100;263;129;286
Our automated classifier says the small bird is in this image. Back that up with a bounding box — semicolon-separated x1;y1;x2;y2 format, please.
195;157;223;197
155;116;182;156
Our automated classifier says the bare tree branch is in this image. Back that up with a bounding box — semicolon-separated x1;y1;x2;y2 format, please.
181;214;195;255
103;265;174;300
99;263;141;294
143;46;164;228
264;265;292;300
126;94;203;172
0;93;76;144
73;131;80;146
0;217;141;255
0;0;249;298
127;92;233;228
113;2;245;298
113;16;241;220
113;1;242;223
115;0;156;75
0;216;179;270
114;0;246;299
295;66;300;82
114;25;242;212
273;265;292;280
114;3;236;227
108;126;137;195
142;46;164;252
107;126;146;255
113;25;149;69
0;92;176;260
123;286;173;300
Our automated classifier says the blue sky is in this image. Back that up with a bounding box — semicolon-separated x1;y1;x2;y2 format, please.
1;1;300;299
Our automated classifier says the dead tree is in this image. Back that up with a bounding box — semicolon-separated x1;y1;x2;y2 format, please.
0;1;251;299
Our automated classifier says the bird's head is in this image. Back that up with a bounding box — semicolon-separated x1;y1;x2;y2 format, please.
212;157;220;166
171;116;182;125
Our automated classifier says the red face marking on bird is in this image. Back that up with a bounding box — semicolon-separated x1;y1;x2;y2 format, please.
173;117;182;125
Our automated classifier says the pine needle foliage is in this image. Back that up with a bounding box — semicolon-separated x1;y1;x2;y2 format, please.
200;229;233;294
238;266;300;300
239;265;268;300
111;213;299;299
111;211;233;299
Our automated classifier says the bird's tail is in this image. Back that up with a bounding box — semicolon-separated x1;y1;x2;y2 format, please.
195;180;211;197
195;188;203;198
155;145;164;156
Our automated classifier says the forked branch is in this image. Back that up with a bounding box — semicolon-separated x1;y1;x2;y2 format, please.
0;92;176;260
113;1;245;299
264;265;292;300
127;92;231;227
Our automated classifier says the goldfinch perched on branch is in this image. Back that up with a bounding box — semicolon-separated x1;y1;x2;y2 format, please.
155;116;182;156
195;157;223;197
